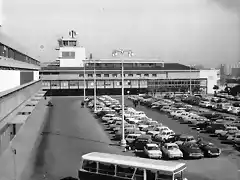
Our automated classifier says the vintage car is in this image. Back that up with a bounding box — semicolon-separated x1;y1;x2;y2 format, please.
128;135;152;151
161;143;183;159
175;135;196;146
143;143;162;159
179;142;204;159
197;141;221;157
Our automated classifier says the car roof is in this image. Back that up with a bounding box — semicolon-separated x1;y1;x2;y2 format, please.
146;143;158;147
179;134;194;138
165;143;178;146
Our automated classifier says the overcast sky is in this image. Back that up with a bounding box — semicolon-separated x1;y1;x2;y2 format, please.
2;0;240;67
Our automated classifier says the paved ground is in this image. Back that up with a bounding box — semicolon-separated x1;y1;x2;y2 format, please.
31;96;240;180
122;97;240;180
30;97;128;180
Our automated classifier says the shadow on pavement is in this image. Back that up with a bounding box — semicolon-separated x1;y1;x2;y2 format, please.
30;108;54;177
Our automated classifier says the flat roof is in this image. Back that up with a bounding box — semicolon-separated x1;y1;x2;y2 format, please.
41;63;198;71
9;115;28;124
81;152;186;174
0;31;38;61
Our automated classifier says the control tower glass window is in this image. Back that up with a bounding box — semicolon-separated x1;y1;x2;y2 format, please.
62;51;75;59
69;41;77;47
63;41;69;46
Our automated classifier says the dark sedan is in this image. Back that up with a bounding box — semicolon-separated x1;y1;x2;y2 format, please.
179;142;204;159
197;141;221;157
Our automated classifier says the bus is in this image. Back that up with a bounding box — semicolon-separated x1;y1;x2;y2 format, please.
78;152;188;180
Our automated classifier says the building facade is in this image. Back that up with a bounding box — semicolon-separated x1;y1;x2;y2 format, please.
40;32;219;95
57;34;86;67
40;59;219;94
0;28;41;155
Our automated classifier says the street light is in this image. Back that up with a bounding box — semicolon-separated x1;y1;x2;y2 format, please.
93;59;97;112
83;59;86;100
188;64;195;95
112;49;134;147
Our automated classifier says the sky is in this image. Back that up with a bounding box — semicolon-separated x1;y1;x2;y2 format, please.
1;0;240;67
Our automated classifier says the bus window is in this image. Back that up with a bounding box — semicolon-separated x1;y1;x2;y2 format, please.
174;172;183;180
146;170;156;180
116;165;135;178
133;168;144;180
156;172;172;180
82;160;97;172
98;162;115;175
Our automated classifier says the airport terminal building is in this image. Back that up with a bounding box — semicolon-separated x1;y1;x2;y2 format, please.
40;33;220;95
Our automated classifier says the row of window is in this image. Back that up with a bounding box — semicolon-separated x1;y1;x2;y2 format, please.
61;51;76;59
0;43;40;66
82;160;172;180
59;40;77;47
84;62;164;68
79;73;158;78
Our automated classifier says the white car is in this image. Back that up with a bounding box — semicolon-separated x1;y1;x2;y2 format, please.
126;134;142;144
102;114;116;122
143;143;162;159
161;143;183;159
147;126;170;137
156;130;175;141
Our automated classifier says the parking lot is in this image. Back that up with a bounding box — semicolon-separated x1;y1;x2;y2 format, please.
91;95;240;180
31;95;240;180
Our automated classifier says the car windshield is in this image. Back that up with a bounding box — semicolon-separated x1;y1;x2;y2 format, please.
189;144;199;149
206;143;215;147
147;146;159;150
167;145;178;150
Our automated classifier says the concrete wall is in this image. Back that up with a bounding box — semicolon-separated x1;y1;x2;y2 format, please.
0;70;21;92
59;46;86;67
0;98;49;180
20;71;34;85
200;69;219;94
33;71;39;81
0;81;42;121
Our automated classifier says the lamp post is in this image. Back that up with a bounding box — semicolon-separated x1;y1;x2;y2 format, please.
188;64;195;95
93;59;97;112
112;49;134;147
83;60;86;100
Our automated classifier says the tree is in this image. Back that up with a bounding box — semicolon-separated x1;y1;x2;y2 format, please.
192;85;200;94
213;85;219;90
180;86;188;93
224;86;231;94
171;86;178;94
230;85;240;96
213;85;219;94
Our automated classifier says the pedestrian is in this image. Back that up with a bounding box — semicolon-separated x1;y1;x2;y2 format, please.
81;101;84;108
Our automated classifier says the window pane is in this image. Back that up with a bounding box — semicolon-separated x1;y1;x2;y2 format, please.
133;168;144;180
116;165;134;178
156;172;172;180
82;160;97;172
98;162;115;175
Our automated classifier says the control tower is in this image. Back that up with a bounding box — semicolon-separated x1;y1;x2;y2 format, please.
56;30;86;67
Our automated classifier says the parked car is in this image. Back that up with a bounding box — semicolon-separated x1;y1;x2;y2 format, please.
143;143;162;159
128;135;152;151
161;143;183;159
197;141;221;157
179;142;204;159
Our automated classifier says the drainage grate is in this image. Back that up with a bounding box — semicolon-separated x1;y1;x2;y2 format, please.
18;112;31;115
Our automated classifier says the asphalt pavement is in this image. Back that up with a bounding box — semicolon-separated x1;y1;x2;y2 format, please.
30;97;128;180
30;96;240;180
122;97;240;180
